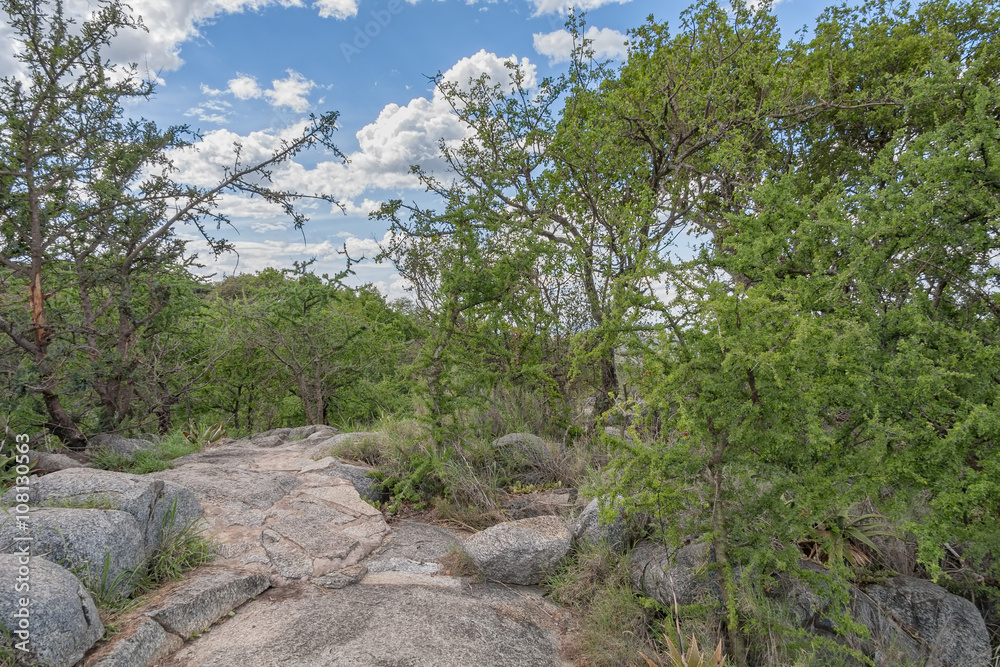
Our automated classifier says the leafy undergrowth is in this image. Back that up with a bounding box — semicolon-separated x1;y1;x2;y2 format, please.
88;430;205;475
328;416;605;527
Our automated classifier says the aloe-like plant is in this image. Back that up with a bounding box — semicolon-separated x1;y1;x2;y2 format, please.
801;507;894;567
182;422;226;448
640;634;727;667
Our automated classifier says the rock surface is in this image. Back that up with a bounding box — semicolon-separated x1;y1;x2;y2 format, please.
573;497;631;551
464;515;572;585
87;434;157;456
85;618;183;667
492;432;553;459
144;568;270;639
158;581;573;667
298;456;381;503
26;449;88;474
854;576;991;666
150;428;389;587
1;468;202;555
632;540;991;667
0;508;146;596
630;540;715;606
0;554;104;667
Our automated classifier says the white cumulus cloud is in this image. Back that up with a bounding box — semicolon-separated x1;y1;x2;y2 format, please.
264;71;317;112
0;0;362;79
228;74;263;100
172;52;537;227
533;26;629;64
528;0;631;16
222;71;316;111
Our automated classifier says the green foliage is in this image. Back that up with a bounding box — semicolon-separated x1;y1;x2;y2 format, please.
799;507;895;568
0;0;343;447
198;270;419;432
373;450;448;513
88;431;201;474
143;500;213;586
546;545;664;667
641;634;726;667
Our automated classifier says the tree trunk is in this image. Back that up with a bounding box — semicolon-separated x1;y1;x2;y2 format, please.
38;362;87;449
29;266;87;449
594;350;619;417
706;423;747;667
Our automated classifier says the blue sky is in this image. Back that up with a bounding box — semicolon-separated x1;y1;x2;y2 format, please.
2;0;851;297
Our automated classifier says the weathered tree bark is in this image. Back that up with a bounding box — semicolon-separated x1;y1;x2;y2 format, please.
30;264;87;449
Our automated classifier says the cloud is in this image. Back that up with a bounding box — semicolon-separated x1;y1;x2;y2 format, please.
186;98;233;124
172;52;537;223
222;71;316;111
533;26;629;64
264;71;316;112
182;230;412;300
528;0;631;16
314;0;359;19
0;0;361;79
228;74;263;100
341;199;385;217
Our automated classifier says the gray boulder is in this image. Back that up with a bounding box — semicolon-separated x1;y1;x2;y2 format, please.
0;554;104;666
492;432;553;460
0;508;146;597
776;569;992;666
852;576;990;666
26;449;87;474
0;468;202;555
463;515;572;585
87;433;156;457
630;541;716;606
243;425;339;449
631;540;991;667
574;497;631;551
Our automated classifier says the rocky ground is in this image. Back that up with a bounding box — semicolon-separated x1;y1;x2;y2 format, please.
78;426;581;667
2;425;993;667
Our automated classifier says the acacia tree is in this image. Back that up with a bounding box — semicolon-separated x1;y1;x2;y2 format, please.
0;0;342;446
606;0;1000;661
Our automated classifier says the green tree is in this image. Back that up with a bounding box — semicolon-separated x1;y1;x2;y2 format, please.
605;0;1000;662
205;268;418;430
0;0;342;446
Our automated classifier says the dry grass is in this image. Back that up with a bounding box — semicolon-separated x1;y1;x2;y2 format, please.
439;547;481;578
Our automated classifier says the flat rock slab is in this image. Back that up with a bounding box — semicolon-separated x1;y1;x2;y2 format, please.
84;617;183;667
144;568;271;639
151;439;389;585
374;520;464;562
160;582;575;667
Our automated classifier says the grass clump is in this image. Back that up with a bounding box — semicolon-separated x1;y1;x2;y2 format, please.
88;430;202;475
83;498;213;628
546;544;656;667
